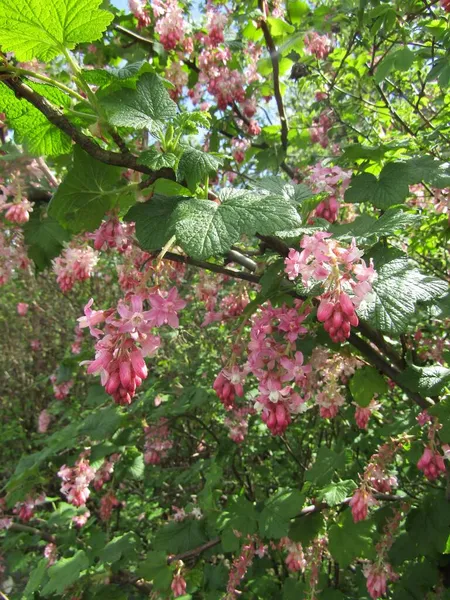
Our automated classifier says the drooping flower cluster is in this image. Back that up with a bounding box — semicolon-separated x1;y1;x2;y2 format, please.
58;455;96;507
304;32;333;59
144;418;174;464
225;536;258;599
38;409;52;433
280;538;307;572
171;572;187;597
0;195;33;224
16;302;29;316
91;215;133;253
128;0;151;28
12;494;46;523
247;301;312;435
355;399;380;430
92;454;121;491
154;0;187;51
350;440;401;523
80;289;185;405
231;138;251;164
363;505;408;599
44;543;58;566
99;490;120;522
308;162;352;223
285;232;376;342
309;110;333;148
50;374;74;400
307;347;362;419
52;244;98;293
224;406;253;443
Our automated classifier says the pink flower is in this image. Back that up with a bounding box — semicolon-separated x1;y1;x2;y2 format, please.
72;510;90;528
116;294;153;335
280;352;311;385
171;573;187;597
364;562;397;599
78;298;107;338
38;410;51;433
99;491;120;521
44;543;57;566
17;302;28;316
349;488;376;523
58;457;96;507
417;446;446;480
284;249;302;280
148;287;186;328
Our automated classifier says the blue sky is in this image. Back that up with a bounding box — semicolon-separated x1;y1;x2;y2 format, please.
111;0;128;9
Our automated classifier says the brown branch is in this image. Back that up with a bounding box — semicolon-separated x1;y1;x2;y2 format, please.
3;76;176;183
163;251;260;284
168;537;221;563
8;522;56;543
257;0;289;151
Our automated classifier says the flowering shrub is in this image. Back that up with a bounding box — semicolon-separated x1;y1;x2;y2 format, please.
0;0;450;598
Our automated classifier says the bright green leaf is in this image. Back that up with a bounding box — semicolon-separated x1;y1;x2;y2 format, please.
350;367;388;407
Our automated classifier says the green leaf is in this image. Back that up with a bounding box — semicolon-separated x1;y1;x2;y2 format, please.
0;0;113;62
349;367;388;407
251;176;313;205
174;111;211;134
23;559;48;598
125;195;186;251
177;147;223;191
267;17;295;36
42;550;90;595
330;208;420;244
305;447;347;487
138;551;172;591
82;61;146;86
153;519;207;554
78;405;125;440
400;364;450;398
138;148;177;170
428;396;450;442
288;513;324;545
358;253;448;335
219;497;259;538
100;533;140;564
23;209;71;270
49;147;133;233
101;73;177;133
283;578;306;599
345;163;410;209
129;454;145;480
0;82;72;156
328;511;375;568
258;488;304;539
173;188;302;260
317;480;357;506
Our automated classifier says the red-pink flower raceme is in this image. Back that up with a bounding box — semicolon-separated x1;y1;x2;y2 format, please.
16;302;28;315
226;536;258;599
224;406;253;443
99;490;120;522
171;573;187;597
417;417;447;480
80;289;185;405
93;454;121;491
213;366;246;410
154;0;187;50
128;0;150;27
307;162;351;223
13;494;46;523
58;456;96;507
304;31;332;59
350;440;401;523
44;543;58;566
285;232;376;343
280;538;307;572
52;244;98;293
309;110;333;148
50;374;74;400
144;418;174;464
38;409;51;433
355;398;380;430
92;215;133;253
1;198;33;224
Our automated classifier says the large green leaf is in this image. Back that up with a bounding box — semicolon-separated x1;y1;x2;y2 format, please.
0;0;113;62
125;195;187;251
399;364;450;398
328;510;375;568
305;447;347;487
0;82;72;156
258;488;304;539
358;252;448;335
177;147;223;190
99;533;140;564
153;519;208;554
345;163;410;209
288;512;324;545
23;208;71;270
101;73;177;133
349;366;388;407
49;147;133;232
42;550;90;596
330;208;420;244
173;188;302;260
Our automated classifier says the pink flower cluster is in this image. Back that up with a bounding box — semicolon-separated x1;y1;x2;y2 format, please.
417;446;446;480
50;374;74;400
128;0;150;28
38;409;51;433
350;441;400;523
165;61;189;100
0;197;33;224
0;230;30;286
309;110;333;148
80;289;185;405
224;406;253;443
304;32;332;59
44;543;58;566
144;418;173;464
226;537;257;599
17;302;29;316
355;399;380;430
99;490;120;522
308;163;352;223
285;232;375;343
154;0;186;50
13;494;46;522
58;456;96;507
92;216;133;253
247;301;312;435
281;538;307;572
231;138;250;163
213;366;246;410
93;454;121;491
171;573;187;597
53;245;98;293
